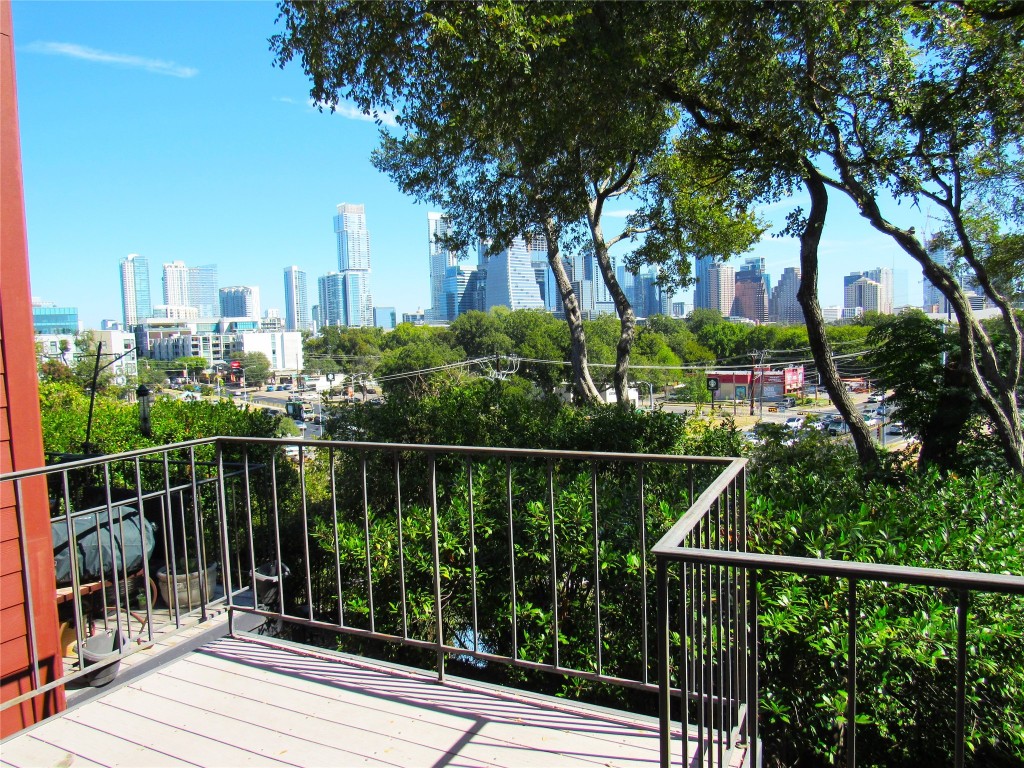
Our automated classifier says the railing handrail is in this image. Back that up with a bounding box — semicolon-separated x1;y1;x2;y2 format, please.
217;434;739;466
652;457;747;547
0;437;218;481
654;546;1024;595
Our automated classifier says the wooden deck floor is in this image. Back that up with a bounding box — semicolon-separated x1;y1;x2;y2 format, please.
1;636;737;768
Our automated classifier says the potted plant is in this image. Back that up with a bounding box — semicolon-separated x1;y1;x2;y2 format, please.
77;628;127;687
155;559;219;613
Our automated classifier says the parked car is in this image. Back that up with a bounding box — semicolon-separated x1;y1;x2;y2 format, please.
887;422;905;436
866;392;884;403
784;416;804;430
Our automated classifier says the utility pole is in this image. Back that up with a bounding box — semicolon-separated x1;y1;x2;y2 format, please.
748;350;766;416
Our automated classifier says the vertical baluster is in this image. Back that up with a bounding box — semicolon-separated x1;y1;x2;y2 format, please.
330;447;344;626
592;462;602;677
299;445;313;622
428;452;444;680
955;589;969;768
396;452;407;638
361;454;374;633
548;458;560;670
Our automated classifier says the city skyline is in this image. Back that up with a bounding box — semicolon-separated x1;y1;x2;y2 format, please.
15;1;932;330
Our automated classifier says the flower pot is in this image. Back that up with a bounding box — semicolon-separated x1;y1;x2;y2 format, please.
78;629;127;687
155;562;219;611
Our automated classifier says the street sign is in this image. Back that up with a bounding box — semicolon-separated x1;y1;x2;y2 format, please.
325;373;335;382
706;377;720;392
230;360;241;369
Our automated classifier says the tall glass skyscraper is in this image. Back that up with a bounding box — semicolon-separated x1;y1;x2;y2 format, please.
119;253;152;328
483;235;546;312
283;266;310;331
188;264;219;317
333;203;373;326
427;212;463;322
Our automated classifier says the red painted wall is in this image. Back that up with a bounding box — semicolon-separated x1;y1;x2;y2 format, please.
1;0;66;735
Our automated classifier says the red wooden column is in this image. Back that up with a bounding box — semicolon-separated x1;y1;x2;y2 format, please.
1;0;66;735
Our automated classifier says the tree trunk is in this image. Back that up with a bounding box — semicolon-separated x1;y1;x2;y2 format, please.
541;217;601;404
797;165;880;471
825;162;1024;473
587;201;636;405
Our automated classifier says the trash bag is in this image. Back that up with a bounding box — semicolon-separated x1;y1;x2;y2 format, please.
52;505;157;586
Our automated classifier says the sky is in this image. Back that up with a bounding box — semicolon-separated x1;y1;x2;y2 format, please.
12;1;931;330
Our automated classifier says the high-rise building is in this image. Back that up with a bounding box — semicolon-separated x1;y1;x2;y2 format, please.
483;235;546;312
427;213;464;322
771;267;804;324
220;286;261;319
119;253;152;328
845;268;893;314
733;270;769;323
374;307;397;330
333;203;373;326
733;257;770;323
283;266;310;331
188;264;219;317
317;272;346;327
162;261;190;306
693;255;713;311
707;263;735;316
845;276;883;314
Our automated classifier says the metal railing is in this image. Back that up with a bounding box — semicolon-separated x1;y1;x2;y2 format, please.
7;436;1021;768
3;436;739;759
2;439;227;713
653;526;1024;768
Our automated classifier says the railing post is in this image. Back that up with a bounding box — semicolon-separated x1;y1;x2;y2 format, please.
847;578;857;768
657;556;672;768
955;589;969;768
429;452;444;682
215;440;234;637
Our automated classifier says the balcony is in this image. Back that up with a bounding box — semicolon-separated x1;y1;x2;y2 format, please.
2;437;1022;767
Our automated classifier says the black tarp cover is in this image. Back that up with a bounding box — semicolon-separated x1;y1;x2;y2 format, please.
52;505;157;586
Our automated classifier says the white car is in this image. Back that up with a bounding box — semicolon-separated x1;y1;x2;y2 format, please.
887;422;905;436
784;416;805;430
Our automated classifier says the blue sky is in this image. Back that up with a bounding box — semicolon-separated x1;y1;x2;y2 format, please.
13;1;929;329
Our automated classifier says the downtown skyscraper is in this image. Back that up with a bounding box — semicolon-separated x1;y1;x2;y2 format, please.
119;253;152;329
283;266;310;331
427;212;463;323
333;203;373;327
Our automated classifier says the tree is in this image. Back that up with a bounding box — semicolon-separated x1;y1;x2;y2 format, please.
174;355;209;382
867;311;978;472
236;352;272;387
272;1;762;405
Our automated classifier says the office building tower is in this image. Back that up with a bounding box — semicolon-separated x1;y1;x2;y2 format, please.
771;267;804;324
333;203;373;326
119;253;152;328
188;264;219;317
733;270;769;323
219;286;261;319
845;268;893;314
707;262;735;316
845;276;883;314
32;301;79;335
442;265;476;321
427;213;464;322
283;266;310;331
693;255;713;310
162;261;190;306
374;307;397;330
317;272;346;327
483;235;546;312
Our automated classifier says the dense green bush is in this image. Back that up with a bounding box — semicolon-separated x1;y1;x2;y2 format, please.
748;429;1024;767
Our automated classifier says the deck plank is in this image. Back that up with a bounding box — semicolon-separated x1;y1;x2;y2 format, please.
0;734;106;768
8;718;196;767
2;636;717;768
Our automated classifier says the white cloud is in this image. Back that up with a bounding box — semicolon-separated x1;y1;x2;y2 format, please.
24;41;198;78
309;99;398;128
603;209;635;219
